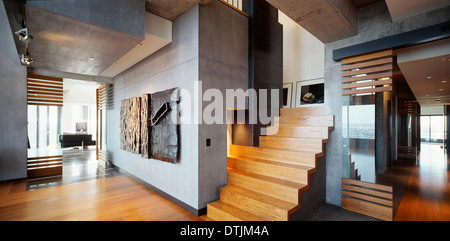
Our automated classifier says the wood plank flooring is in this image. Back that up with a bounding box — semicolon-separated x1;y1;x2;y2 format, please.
0;176;199;221
394;144;450;221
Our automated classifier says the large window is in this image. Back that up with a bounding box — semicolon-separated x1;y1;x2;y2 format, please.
28;105;62;150
421;115;446;143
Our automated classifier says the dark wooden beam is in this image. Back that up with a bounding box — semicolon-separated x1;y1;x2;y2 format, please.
333;21;450;61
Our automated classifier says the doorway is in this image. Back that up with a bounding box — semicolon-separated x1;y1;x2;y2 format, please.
26;77;120;191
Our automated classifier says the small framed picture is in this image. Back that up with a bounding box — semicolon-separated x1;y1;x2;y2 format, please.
295;79;325;107
283;83;293;108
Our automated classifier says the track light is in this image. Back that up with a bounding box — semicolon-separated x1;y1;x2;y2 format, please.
15;28;33;43
21;54;34;66
21;49;35;66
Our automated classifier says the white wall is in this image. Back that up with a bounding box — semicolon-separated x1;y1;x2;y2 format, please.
62;79;101;134
278;11;325;107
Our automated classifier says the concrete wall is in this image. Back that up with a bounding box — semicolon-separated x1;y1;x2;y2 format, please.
108;5;200;210
108;2;248;212
0;2;28;182
198;0;248;209
324;1;450;206
27;0;145;39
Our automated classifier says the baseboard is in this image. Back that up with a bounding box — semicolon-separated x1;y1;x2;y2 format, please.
115;166;206;217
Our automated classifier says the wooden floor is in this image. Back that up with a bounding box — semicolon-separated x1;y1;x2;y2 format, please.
0;176;199;221
394;143;450;221
0;143;448;221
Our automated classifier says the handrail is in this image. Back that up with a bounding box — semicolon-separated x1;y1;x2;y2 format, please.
218;0;248;17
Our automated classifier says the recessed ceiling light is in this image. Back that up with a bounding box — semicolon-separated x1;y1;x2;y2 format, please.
427;76;433;79
439;89;444;91
442;81;448;83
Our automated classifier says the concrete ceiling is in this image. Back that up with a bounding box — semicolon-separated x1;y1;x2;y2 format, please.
25;4;143;76
100;12;173;78
351;0;380;8
145;0;212;20
385;0;450;21
266;0;359;43
397;38;450;106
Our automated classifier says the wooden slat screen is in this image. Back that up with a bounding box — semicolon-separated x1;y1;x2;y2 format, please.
27;155;63;179
27;74;64;107
342;50;393;96
342;178;393;221
398;100;419;115
97;83;113;111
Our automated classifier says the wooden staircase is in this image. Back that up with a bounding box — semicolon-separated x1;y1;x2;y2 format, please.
204;106;334;221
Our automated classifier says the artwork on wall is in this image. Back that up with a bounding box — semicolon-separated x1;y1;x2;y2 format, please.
141;94;151;159
295;78;325;107
120;97;141;154
120;88;179;164
283;83;293;108
151;88;178;164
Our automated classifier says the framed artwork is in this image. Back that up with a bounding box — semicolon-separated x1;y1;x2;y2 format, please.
295;78;325;107
283;83;293;108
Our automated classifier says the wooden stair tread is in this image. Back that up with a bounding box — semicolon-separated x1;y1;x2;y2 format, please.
231;145;322;155
227;155;314;171
260;135;326;143
208;201;266;221
228;168;306;190
223;185;298;211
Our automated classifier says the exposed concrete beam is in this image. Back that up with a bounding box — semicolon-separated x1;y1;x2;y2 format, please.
28;68;113;84
266;0;358;43
145;0;212;20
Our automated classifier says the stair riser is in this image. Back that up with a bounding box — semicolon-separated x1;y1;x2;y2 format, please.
228;171;300;204
220;187;289;221
228;158;308;184
259;138;323;152
207;204;242;221
280;107;325;117
230;146;317;167
267;126;329;139
275;116;334;127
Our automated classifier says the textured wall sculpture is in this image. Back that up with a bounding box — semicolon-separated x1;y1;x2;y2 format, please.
120;97;142;154
151;88;178;164
141;94;151;159
120;88;178;164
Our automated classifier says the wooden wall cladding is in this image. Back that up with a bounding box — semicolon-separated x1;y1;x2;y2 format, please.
97;83;113;111
27;155;63;179
342;50;393;96
27;74;63;107
342;178;393;221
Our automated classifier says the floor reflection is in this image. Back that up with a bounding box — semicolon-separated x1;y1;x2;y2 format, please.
27;147;121;191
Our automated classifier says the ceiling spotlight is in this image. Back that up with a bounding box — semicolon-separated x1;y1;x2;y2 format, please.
15;28;33;43
442;81;448;84
21;53;34;66
427;76;432;79
439;89;444;91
